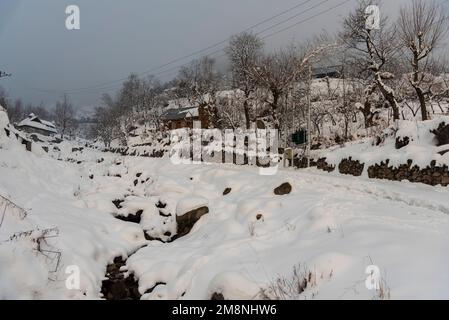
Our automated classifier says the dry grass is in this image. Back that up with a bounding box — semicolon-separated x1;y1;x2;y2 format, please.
260;264;318;300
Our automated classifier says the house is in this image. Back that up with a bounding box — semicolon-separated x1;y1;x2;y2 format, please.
161;102;210;130
312;65;341;79
16;113;58;136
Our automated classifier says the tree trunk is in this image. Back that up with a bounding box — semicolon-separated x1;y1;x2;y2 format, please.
415;86;428;120
375;74;400;120
360;100;374;128
412;54;428;121
271;90;280;129
243;91;251;129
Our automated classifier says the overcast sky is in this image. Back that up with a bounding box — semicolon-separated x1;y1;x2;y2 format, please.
0;0;443;114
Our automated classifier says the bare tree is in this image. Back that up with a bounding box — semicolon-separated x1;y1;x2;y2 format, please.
91;105;119;147
249;40;334;130
398;0;448;120
54;94;76;139
226;32;264;129
176;56;222;128
342;1;401;121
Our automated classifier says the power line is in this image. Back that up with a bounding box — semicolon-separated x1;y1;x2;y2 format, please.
31;0;317;94
25;0;353;96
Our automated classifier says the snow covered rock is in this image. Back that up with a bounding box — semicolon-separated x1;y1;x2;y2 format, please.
431;122;449;146
175;196;209;238
208;272;261;300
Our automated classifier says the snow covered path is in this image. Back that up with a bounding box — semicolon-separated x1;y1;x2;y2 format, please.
1;142;449;299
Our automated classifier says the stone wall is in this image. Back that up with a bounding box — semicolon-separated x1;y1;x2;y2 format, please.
301;155;449;187
367;159;449;186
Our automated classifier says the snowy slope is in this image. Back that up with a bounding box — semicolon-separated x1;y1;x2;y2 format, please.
0;109;146;299
1;105;449;299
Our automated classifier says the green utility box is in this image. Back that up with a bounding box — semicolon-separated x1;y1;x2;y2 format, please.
292;129;307;145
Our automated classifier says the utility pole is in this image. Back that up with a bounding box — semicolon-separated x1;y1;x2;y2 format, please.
307;65;312;168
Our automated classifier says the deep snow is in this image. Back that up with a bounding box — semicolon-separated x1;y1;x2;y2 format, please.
1;107;449;299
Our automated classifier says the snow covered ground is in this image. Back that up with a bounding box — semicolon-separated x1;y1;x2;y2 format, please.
1;107;449;299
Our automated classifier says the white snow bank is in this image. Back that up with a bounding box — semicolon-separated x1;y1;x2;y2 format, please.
176;196;209;216
315;116;449;171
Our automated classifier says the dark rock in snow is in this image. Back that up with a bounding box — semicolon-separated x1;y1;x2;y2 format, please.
274;182;292;195
159;210;171;217
395;136;410;149
155;200;167;209
101;257;141;300
115;210;143;224
211;292;225;300
112;199;124;209
431;122;449;146
176;206;209;238
223;188;232;195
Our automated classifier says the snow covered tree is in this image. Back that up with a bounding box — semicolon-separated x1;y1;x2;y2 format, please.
342;1;401;121
226;32;264;129
398;0;448;120
249;39;334;130
176;57;222;128
54;94;76;139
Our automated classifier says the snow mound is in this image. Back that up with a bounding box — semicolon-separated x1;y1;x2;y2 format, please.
176;196;209;216
316;116;449;170
208;272;261;300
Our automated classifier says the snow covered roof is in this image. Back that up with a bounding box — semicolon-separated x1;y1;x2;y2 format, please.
16;113;58;134
162;107;199;121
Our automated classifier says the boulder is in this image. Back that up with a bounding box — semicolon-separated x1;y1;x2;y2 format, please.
395;136;410;149
274;182;292;195
431;122;449;146
176;197;209;238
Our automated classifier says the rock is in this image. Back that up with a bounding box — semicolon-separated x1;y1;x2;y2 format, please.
101;257;141;300
115;210;143;224
338;158;364;176
176;206;209;237
223;188;231;195
176;197;209;238
155;200;167;209
395;136;410;149
112;199;124;209
211;292;225;300
274;182;292;195
431;122;449;146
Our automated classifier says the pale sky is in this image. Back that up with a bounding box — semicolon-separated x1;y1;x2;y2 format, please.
0;0;441;114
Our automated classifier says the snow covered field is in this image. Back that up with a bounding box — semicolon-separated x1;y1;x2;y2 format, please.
1;119;449;299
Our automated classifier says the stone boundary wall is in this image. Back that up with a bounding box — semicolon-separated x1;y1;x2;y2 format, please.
296;155;449;187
